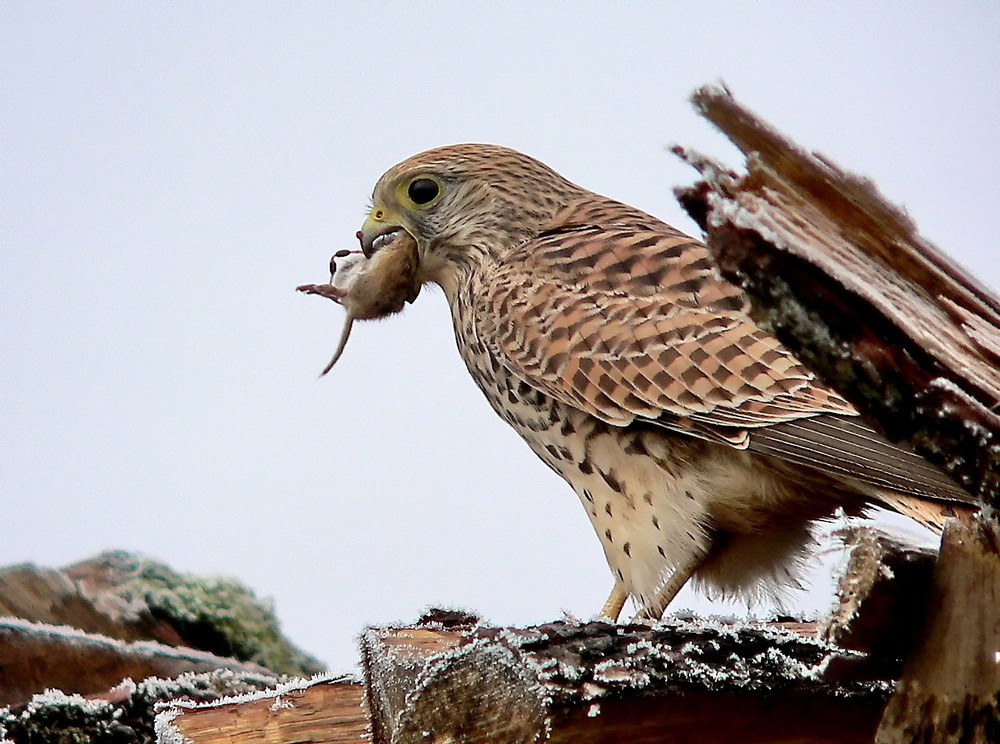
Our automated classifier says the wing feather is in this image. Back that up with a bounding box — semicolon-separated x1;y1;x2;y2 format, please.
477;208;853;435
750;415;973;504
473;201;970;502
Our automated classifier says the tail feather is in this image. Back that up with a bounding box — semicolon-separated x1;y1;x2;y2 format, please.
750;415;975;505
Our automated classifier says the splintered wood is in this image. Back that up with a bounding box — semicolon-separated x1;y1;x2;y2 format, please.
676;84;1000;504
676;84;999;744
821;526;937;682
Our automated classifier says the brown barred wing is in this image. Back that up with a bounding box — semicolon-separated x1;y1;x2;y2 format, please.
476;223;857;447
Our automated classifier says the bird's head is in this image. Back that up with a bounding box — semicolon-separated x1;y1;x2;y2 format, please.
359;144;583;297
300;144;584;374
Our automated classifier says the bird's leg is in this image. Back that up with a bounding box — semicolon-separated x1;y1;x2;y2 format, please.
634;549;707;621
598;581;629;621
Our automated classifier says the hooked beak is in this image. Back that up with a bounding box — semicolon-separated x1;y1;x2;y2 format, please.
358;212;406;259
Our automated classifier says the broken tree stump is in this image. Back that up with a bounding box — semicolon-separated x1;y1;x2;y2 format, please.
676;84;1000;504
677;84;1000;743
876;517;1000;744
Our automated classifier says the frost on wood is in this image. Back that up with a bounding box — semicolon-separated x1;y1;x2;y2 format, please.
675;84;1000;504
820;525;937;681
156;673;367;744
362;610;890;744
0;669;276;744
0;616;278;709
125;541;949;744
0;550;323;695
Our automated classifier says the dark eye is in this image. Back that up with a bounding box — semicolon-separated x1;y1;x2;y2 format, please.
407;178;440;205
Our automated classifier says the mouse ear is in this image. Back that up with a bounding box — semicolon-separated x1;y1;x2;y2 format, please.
319;313;356;376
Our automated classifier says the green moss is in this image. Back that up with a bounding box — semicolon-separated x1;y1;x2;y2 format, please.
111;555;323;677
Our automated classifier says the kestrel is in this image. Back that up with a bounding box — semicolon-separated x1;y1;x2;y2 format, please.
300;144;974;621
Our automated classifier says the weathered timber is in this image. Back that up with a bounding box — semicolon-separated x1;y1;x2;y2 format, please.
876;517;1000;744
677;85;1000;742
0;669;277;744
676;84;1000;504
157;674;368;744
361;610;889;744
0;617;278;708
0;553;322;673
139;527;948;744
821;525;937;682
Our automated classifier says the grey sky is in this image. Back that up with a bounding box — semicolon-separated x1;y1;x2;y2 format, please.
3;3;997;672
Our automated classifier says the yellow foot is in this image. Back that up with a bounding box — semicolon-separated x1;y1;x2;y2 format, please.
598;582;628;621
635;550;706;620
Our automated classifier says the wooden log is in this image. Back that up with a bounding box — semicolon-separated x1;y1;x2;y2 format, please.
141;527;952;744
156;674;367;744
675;84;1000;504
676;84;1000;742
0;617;276;708
876;517;1000;744
821;525;937;681
361;611;890;744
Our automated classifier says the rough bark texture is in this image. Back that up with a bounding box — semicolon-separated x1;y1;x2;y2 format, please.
675;84;999;504
0;670;277;744
99;526;956;744
821;526;937;681
360;610;889;744
876;518;1000;744
676;83;1000;743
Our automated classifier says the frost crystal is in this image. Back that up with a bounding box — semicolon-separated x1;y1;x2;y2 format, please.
23;689;114;717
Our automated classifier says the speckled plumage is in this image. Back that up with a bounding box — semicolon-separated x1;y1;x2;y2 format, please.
340;144;973;618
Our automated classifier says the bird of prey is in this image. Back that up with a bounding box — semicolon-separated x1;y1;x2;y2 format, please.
299;144;974;621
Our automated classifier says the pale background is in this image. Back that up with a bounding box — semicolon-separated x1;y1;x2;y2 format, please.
3;3;997;672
